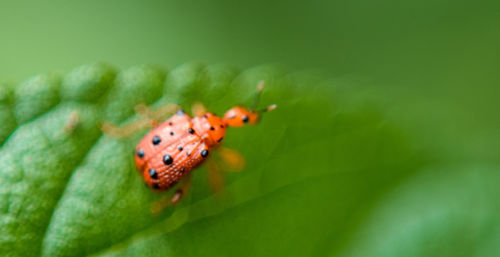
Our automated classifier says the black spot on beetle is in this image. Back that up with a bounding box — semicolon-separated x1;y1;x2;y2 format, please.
152;136;161;145
178;146;183;151
201;149;209;158
149;168;158;179
188;128;195;134
242;116;249;123
152;183;160;189
186;151;191;157
220;124;224;128
210;126;215;131
168;121;173;126
163;154;173;165
136;149;145;158
170;131;174;136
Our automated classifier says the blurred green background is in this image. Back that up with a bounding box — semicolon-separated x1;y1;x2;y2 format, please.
1;0;499;256
1;0;499;155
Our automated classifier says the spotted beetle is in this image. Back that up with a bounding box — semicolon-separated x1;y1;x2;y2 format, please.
101;82;275;211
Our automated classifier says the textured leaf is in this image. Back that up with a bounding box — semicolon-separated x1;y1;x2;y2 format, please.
0;84;17;144
13;74;61;124
1;63;426;256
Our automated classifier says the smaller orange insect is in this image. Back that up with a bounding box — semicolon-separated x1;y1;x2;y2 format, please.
101;82;275;211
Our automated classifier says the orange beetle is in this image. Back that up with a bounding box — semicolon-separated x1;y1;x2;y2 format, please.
101;82;275;211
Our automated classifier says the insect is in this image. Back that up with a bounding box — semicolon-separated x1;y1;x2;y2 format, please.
101;81;275;211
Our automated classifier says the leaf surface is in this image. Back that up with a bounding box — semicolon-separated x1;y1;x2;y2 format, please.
0;63;427;257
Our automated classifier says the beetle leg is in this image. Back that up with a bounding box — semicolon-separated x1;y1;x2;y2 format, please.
150;173;193;214
191;102;207;117
100;103;180;138
135;103;179;122
216;147;246;172
205;147;245;196
201;147;246;200
100;119;155;138
170;172;193;204
206;157;226;195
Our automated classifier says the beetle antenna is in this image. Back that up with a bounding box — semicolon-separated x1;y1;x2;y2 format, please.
251;81;265;110
258;104;277;114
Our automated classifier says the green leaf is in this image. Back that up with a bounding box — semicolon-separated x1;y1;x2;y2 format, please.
0;83;17;143
13;73;61;124
1;63;424;257
337;165;500;257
